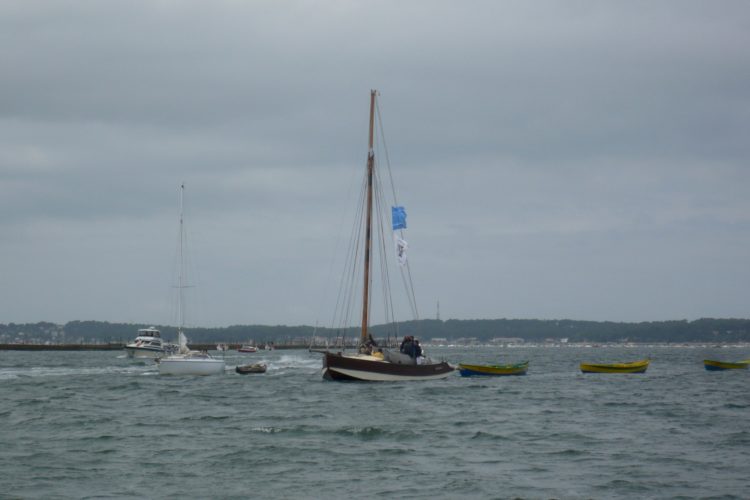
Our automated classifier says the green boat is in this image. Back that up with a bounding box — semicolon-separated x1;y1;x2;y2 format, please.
458;361;529;377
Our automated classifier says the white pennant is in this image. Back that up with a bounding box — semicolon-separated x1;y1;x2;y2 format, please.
394;234;408;266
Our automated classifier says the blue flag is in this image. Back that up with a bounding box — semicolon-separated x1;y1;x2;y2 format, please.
392;206;407;230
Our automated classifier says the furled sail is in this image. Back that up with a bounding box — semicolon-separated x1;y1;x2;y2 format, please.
177;331;189;355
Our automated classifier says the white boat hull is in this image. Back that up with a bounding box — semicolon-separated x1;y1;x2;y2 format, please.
158;357;226;376
125;346;163;359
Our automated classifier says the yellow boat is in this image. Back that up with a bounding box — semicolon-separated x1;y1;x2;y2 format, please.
580;359;649;374
704;359;749;371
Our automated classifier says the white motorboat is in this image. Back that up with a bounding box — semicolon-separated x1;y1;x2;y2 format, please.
124;327;173;359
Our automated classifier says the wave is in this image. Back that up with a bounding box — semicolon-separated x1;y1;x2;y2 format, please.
0;365;155;379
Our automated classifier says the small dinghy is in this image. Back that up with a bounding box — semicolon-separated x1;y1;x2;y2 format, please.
235;363;267;374
458;361;529;377
580;359;650;374
703;359;749;371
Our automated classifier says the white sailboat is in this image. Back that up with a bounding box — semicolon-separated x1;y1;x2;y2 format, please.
158;331;225;376
157;183;225;376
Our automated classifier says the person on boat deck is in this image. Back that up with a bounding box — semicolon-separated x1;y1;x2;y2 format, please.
414;339;423;358
400;335;417;358
361;333;378;354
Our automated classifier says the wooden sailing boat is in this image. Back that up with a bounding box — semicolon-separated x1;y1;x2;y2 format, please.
320;90;454;381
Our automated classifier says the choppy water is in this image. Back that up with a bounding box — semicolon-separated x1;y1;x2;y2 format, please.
1;345;749;499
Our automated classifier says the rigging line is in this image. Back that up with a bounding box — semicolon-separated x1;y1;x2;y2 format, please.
375;97;399;205
373;164;398;339
373;173;388;323
181;193;207;330
314;160;364;335
380;184;397;329
339;202;363;337
340;169;368;348
376;96;419;323
172;183;201;331
373;102;402;325
405;262;420;319
400;263;419;320
331;172;367;333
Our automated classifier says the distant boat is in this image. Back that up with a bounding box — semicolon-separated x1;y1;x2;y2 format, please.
238;345;258;353
158;332;226;376
157;184;225;376
580;359;650;374
458;361;529;377
235;363;267;374
703;359;749;371
316;90;454;382
124;327;174;359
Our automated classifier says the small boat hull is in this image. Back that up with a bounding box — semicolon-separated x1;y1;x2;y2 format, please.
158;357;225;376
323;351;454;382
704;359;749;371
580;359;650;374
458;361;528;377
236;363;267;374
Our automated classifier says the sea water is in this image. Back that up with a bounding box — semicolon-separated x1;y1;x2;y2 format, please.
1;345;748;499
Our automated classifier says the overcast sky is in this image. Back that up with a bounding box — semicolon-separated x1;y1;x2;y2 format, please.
1;1;749;328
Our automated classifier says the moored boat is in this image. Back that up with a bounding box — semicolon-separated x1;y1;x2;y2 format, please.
458;361;529;377
580;359;650;374
157;343;226;376
323;351;454;382
235;363;267;374
703;359;749;371
238;345;258;353
156;184;225;376
124;327;174;359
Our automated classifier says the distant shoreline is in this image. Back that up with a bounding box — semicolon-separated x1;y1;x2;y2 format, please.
0;343;293;351
2;342;749;351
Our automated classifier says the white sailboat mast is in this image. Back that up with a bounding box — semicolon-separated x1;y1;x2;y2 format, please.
178;182;185;335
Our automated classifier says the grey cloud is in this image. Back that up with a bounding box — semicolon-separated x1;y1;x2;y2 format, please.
1;1;749;325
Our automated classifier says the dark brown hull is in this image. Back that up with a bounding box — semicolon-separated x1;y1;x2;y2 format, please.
322;352;454;381
235;364;267;374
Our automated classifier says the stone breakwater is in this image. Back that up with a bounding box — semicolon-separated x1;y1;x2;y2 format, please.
0;343;325;351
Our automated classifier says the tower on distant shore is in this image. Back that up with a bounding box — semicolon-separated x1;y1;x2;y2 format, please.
436;300;441;321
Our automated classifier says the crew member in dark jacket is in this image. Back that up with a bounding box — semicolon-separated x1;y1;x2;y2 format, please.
400;335;415;357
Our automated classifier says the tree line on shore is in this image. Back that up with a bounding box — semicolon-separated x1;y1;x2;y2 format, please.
1;318;750;344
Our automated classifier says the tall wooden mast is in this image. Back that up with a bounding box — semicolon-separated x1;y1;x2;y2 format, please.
360;90;377;343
